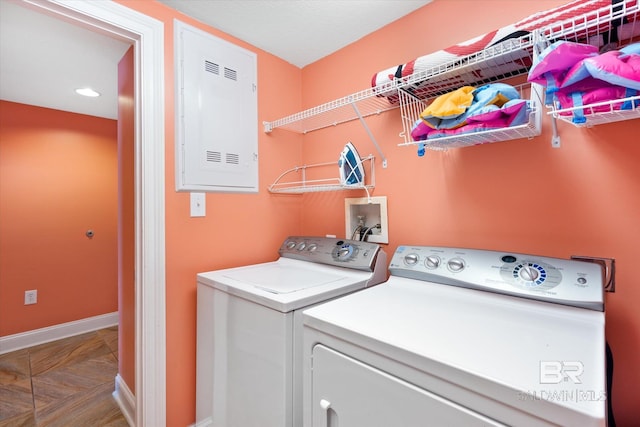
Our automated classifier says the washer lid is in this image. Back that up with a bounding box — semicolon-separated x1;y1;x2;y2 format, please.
198;258;378;312
221;264;344;294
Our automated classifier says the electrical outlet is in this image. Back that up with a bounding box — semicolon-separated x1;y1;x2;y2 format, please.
25;290;37;305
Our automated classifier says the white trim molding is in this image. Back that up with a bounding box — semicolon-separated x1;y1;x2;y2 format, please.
0;312;118;354
114;373;136;427
20;1;167;426
189;418;213;427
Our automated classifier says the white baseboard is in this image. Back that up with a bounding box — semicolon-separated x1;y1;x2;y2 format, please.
113;373;135;427
189;418;213;427
0;311;118;354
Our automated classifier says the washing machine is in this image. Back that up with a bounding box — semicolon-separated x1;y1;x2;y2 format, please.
303;245;611;427
195;235;387;427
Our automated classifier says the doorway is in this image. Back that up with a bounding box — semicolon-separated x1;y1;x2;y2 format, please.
18;1;167;425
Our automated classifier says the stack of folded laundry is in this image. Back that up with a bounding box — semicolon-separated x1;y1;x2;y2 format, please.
410;82;530;142
527;41;640;123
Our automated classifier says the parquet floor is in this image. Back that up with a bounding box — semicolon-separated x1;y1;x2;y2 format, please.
0;326;128;426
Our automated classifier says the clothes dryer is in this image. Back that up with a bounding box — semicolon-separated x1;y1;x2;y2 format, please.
196;236;387;427
303;245;610;427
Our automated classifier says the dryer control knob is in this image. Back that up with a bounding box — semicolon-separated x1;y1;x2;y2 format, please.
425;255;441;269
404;253;419;266
448;257;465;272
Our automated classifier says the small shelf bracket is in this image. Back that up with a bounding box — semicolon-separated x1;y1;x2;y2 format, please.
351;101;388;168
532;31;562;149
550;115;561;148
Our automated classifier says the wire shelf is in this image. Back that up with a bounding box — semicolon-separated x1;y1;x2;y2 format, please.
269;181;374;194
263;86;402;134
398;36;535;101
268;155;375;195
539;0;639;45
398;83;543;150
263;33;536;136
548;95;640;126
263;0;639;145
538;0;640;135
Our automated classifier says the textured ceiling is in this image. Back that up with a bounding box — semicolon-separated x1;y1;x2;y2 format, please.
158;0;431;68
0;0;431;119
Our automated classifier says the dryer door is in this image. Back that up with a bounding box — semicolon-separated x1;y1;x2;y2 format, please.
311;345;506;427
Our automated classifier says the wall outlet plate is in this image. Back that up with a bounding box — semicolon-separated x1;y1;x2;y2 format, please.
25;289;37;305
190;192;206;217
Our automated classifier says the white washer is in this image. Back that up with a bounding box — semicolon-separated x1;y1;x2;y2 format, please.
303;245;610;427
196;236;387;427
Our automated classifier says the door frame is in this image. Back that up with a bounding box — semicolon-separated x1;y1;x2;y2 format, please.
21;1;167;425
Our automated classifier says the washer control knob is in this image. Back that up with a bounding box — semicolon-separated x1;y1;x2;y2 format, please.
577;277;587;285
404;253;419;266
307;243;318;252
519;265;539;282
296;242;306;251
425;255;441;269
286;241;296;250
334;244;354;260
448;257;465;272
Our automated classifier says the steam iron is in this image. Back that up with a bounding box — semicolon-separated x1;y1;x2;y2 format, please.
338;142;365;186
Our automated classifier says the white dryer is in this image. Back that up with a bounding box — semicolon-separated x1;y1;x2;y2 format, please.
196;236;387;427
303;245;610;427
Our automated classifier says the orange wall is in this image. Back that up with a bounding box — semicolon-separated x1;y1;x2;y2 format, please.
17;0;634;425
117;46;136;392
114;2;304;426
0;101;118;335
300;1;640;426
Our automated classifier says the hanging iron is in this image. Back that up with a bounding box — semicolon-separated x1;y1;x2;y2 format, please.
338;142;365;186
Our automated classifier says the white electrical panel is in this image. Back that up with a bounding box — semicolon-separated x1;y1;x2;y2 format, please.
345;196;389;244
175;20;258;193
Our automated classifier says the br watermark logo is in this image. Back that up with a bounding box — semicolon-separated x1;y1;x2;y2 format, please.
517;360;606;402
539;360;584;384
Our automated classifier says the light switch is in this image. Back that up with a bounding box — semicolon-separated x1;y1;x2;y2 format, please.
190;192;206;217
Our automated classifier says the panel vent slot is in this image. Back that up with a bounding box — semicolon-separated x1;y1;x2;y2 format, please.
206;151;222;163
224;67;237;81
226;153;240;165
205;60;219;75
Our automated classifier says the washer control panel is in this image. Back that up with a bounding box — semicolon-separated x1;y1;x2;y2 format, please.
279;236;382;271
389;246;604;311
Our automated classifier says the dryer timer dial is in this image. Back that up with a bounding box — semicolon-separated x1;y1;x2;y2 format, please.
333;243;355;261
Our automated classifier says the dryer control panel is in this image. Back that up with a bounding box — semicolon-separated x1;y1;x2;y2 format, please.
389;246;604;311
279;236;382;271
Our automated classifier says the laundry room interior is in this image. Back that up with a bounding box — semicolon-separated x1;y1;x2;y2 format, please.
0;0;638;426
